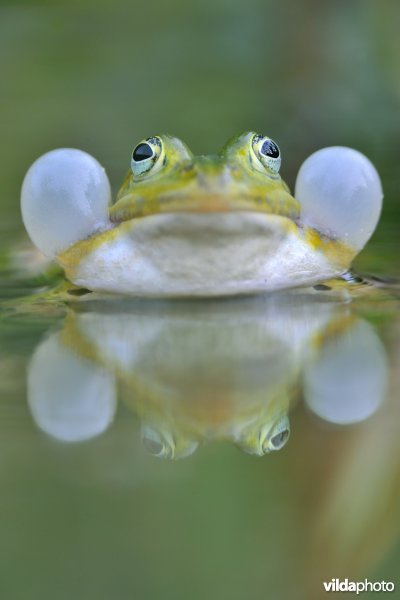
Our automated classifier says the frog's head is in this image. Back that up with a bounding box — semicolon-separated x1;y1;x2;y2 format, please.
109;132;297;222
20;133;383;296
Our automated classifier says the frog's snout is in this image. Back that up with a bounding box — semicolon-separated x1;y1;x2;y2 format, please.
191;158;233;192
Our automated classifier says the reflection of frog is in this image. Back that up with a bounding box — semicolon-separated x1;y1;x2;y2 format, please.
21;133;383;297
26;296;388;459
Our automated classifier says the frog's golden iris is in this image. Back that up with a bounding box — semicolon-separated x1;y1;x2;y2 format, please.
20;132;383;297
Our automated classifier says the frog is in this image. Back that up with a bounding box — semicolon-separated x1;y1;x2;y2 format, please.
20;132;383;297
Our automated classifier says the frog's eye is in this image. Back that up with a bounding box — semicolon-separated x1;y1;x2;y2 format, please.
295;147;383;251
131;136;164;177
251;134;281;174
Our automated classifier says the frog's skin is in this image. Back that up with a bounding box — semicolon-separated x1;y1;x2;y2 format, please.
20;133;383;298
25;296;388;458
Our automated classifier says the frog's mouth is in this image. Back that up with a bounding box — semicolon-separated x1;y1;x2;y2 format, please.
109;190;300;224
59;208;347;298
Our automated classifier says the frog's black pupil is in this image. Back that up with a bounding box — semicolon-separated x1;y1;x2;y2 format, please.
133;143;154;162
261;140;279;158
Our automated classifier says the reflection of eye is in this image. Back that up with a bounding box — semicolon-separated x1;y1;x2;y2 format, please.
235;414;290;456
142;434;167;457
141;425;172;458
252;134;281;174
131;136;163;177
269;428;290;450
141;424;198;460
263;414;290;452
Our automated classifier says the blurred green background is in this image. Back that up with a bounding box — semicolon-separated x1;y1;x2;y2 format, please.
1;0;399;272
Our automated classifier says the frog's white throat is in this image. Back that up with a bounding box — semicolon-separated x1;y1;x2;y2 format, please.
64;212;344;297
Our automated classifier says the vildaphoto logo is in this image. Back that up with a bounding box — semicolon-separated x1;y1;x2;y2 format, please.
323;579;395;594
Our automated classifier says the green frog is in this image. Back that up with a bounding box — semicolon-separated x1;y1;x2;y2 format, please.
20;132;383;297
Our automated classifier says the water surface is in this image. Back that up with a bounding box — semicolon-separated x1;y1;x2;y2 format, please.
1;271;399;600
